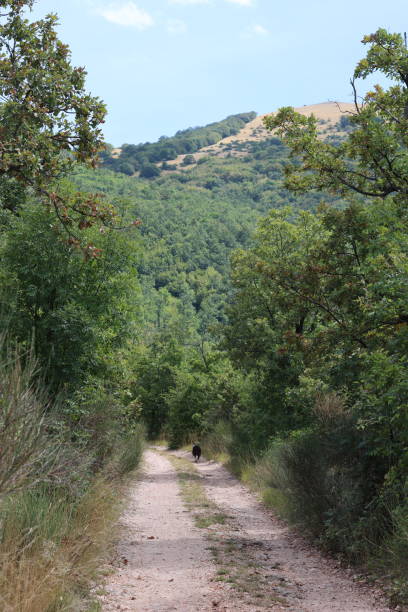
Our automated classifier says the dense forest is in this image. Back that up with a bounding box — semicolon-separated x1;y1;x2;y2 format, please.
0;0;406;608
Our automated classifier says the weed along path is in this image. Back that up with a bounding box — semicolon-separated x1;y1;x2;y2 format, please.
100;449;391;612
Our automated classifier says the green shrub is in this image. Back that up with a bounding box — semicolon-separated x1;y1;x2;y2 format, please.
65;383;123;469
259;395;394;558
182;154;196;166
140;163;160;178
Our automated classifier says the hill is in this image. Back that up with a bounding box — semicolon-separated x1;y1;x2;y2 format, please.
74;103;347;340
101;102;354;176
164;101;355;168
100;111;257;176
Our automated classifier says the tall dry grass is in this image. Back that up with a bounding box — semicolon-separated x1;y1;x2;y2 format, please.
0;344;57;499
0;343;145;611
0;480;120;612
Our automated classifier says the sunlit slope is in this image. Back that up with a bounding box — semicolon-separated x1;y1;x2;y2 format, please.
164;102;355;167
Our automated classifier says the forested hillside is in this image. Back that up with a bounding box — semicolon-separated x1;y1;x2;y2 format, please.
0;0;406;607
74;133;341;335
101;111;257;176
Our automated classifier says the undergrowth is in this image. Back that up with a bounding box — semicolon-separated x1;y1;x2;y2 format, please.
0;431;145;612
202;418;408;608
0;347;145;611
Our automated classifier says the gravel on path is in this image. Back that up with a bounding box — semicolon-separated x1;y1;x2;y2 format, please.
100;449;226;612
100;448;392;612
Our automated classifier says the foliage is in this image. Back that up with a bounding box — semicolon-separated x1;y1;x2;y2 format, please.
165;351;240;448
182;154;196;166
0;201;140;391
103;111;257;175
265;29;408;204
221;193;408;560
140;163;161;178
0;1;114;232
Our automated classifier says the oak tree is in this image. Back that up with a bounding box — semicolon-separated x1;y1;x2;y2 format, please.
0;0;114;232
265;29;408;207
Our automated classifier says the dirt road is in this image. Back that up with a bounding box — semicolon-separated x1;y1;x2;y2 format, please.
100;449;391;612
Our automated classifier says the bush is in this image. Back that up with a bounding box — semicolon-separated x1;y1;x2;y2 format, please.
259;394;394;558
64;383;123;470
203;421;233;458
140;164;160;179
182;154;196;166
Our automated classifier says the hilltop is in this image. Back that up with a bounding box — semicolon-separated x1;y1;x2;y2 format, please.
165;101;355;167
102;102;355;176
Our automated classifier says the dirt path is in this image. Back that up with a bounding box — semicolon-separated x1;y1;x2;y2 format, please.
100;449;391;612
100;450;225;611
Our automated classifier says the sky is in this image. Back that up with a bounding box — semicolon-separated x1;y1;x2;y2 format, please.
30;0;407;146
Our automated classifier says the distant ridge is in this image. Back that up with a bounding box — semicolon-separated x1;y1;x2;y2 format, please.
161;102;354;169
104;102;354;175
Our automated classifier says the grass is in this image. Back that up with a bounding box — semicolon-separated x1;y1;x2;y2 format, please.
0;479;121;612
0;429;145;612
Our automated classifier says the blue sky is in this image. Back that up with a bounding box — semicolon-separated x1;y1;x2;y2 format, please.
31;0;407;146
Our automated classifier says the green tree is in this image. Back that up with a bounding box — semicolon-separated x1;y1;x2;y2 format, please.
262;31;408;461
0;202;140;391
140;164;160;179
182;154;196;166
0;1;112;229
265;29;408;205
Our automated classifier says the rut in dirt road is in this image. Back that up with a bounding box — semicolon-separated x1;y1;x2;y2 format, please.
100;449;391;612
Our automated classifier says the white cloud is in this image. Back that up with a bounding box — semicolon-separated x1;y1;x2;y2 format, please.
167;18;188;33
98;2;154;28
225;0;254;6
252;23;268;35
169;0;209;4
242;23;269;39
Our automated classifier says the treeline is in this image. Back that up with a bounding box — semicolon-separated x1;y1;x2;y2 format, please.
101;111;256;176
0;3;144;609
